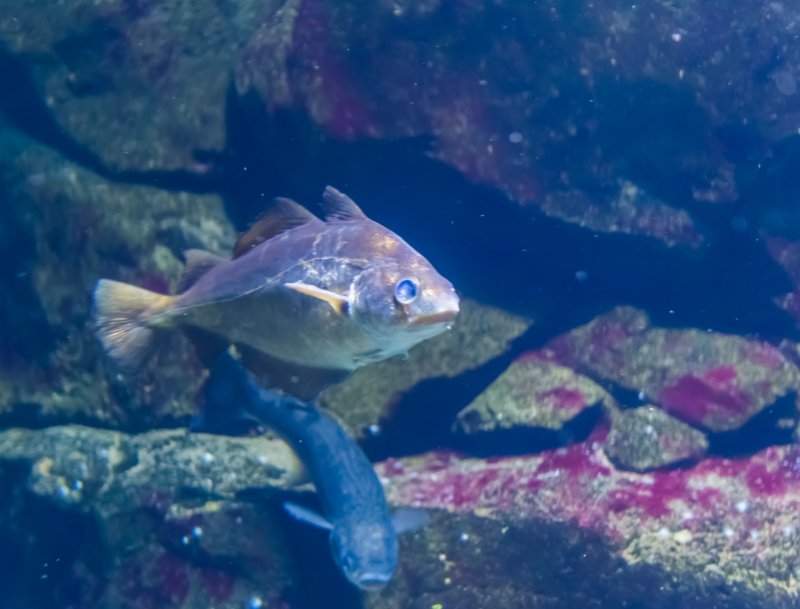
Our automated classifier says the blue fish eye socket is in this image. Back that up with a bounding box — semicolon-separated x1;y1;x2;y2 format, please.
394;278;419;304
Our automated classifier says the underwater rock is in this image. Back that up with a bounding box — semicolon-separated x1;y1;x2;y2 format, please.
235;0;800;235
453;357;613;435
540;307;800;432
373;440;800;609
604;405;709;471
0;426;304;516
0;0;270;173
1;424;798;608
539;181;704;248
0;126;235;427
319;299;531;437
0;425;302;608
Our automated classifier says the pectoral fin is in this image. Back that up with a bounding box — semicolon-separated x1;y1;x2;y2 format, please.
284;502;333;530
285;282;349;315
391;507;430;534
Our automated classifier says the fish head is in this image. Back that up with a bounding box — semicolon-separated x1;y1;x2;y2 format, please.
350;259;460;356
329;521;398;591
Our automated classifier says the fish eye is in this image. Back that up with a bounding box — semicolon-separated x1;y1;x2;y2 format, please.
394;278;419;305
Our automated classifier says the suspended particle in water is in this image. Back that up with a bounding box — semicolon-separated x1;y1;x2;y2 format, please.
246;595;264;609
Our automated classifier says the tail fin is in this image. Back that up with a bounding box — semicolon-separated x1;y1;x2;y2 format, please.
93;279;173;372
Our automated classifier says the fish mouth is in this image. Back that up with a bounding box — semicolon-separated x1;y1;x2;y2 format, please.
408;308;460;328
355;573;392;591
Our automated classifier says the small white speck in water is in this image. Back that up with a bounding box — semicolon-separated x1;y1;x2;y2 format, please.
508;132;523;144
459;532;470;543
246;595;264;609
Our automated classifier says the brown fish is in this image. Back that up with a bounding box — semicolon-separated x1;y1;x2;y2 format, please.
93;187;460;396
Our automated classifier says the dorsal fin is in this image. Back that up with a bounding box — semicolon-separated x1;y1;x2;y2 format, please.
233;197;319;258
321;186;367;222
179;249;228;291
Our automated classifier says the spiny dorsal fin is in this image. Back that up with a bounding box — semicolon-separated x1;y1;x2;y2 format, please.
321;186;367;222
179;249;228;291
233;197;320;259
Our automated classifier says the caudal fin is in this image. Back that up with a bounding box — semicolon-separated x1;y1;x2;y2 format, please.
93;279;172;372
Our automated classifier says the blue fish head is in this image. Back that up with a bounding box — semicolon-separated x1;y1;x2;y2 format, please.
329;521;399;591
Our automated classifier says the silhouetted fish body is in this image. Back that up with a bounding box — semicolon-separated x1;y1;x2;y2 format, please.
201;351;427;590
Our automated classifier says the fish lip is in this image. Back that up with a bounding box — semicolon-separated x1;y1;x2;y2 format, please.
407;308;460;328
355;573;391;591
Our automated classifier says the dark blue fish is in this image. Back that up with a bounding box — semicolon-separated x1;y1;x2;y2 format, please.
202;351;427;590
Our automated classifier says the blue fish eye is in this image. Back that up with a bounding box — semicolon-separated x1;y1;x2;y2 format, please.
394;278;419;304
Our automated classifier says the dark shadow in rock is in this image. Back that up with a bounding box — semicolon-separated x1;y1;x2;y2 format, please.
361;313;602;461
0;189;56;365
0;462;103;609
448;404;604;459
0;398;190;435
707;393;798;457
0;43;108;177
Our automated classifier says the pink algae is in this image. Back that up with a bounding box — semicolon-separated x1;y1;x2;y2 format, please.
293;0;378;139
153;552;190;606
746;342;785;368
200;567;236;603
659;365;750;426
388;433;800;534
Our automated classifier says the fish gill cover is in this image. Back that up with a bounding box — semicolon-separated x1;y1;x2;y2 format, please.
2;1;800;608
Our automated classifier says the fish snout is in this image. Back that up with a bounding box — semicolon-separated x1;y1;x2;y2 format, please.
356;572;392;591
408;290;460;328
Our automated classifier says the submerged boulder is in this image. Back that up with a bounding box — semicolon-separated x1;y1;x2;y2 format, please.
373;440;800;609
604;405;709;471
2;421;800;608
0;0;271;173
453;357;612;435
543;307;800;433
0;425;303;609
0;127;235;428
